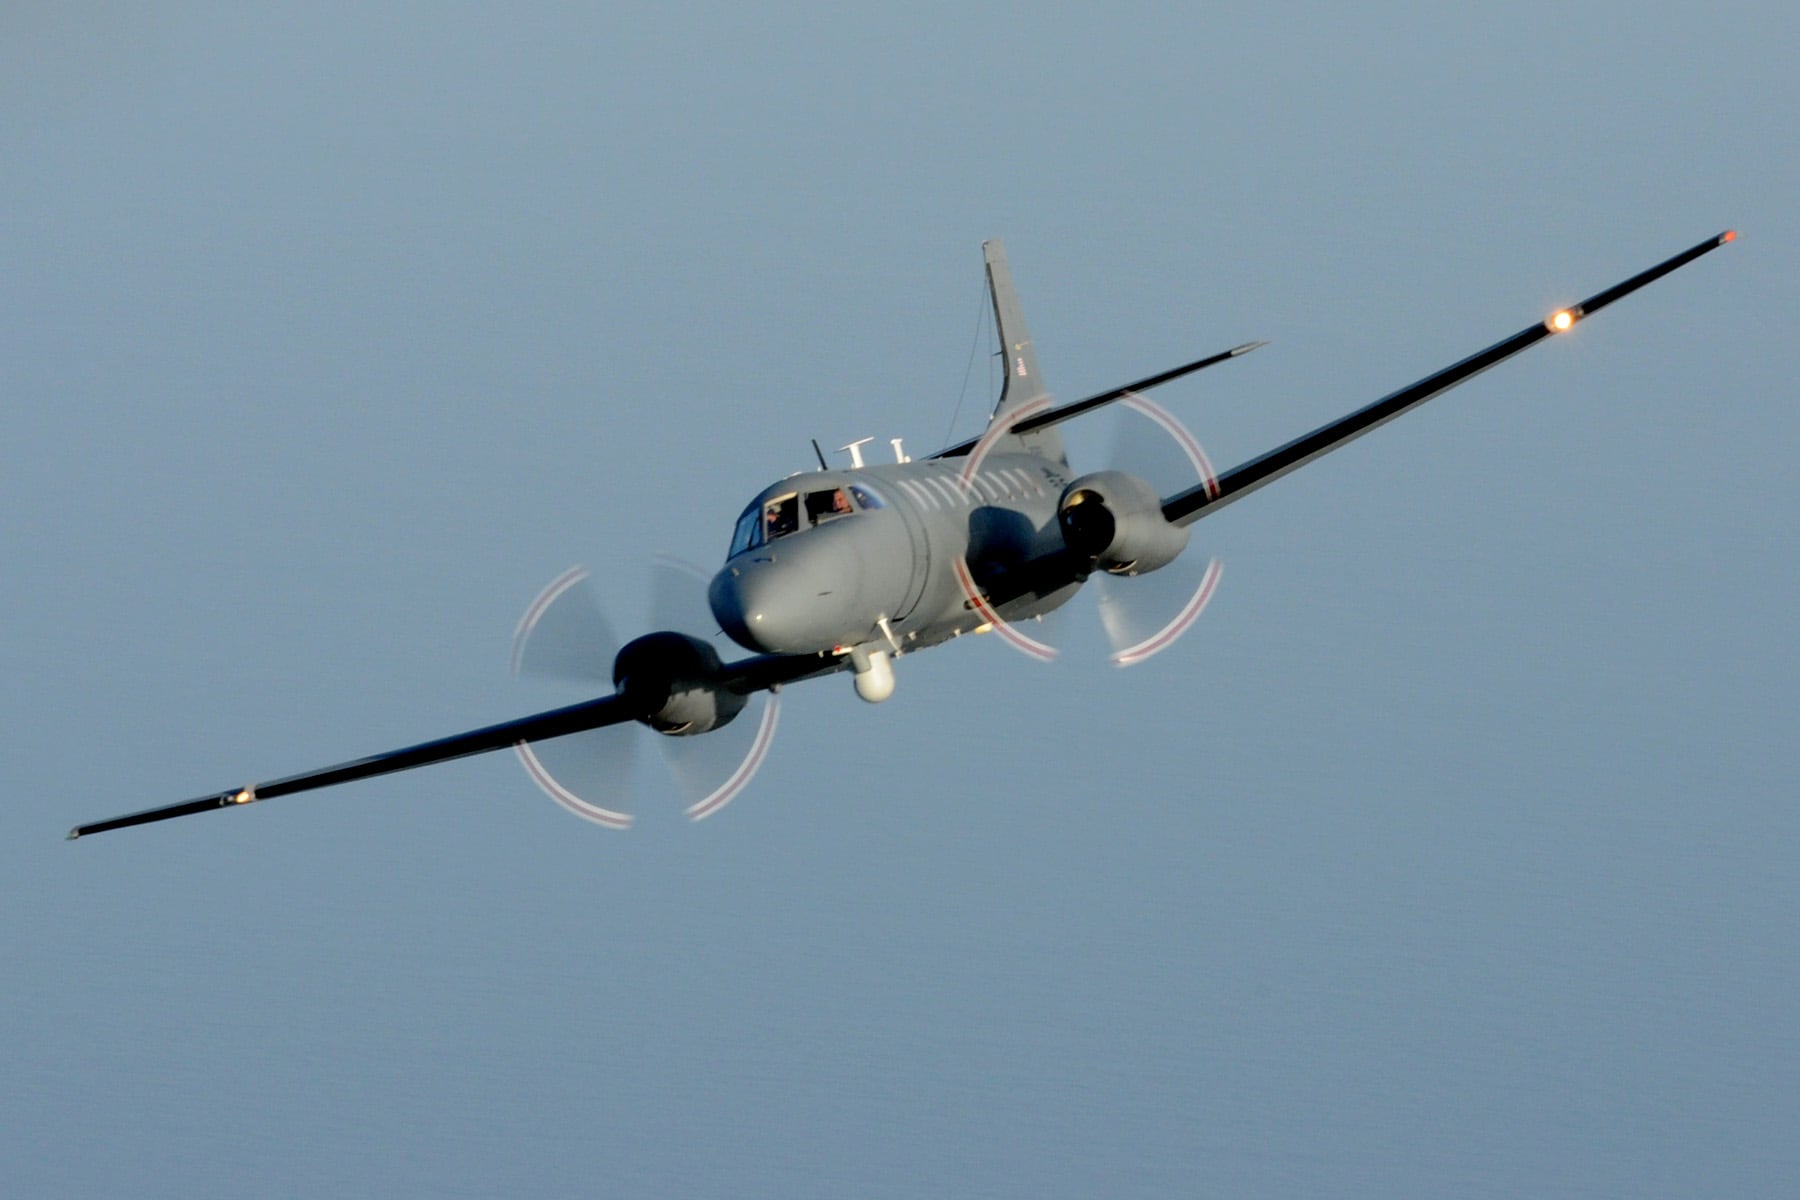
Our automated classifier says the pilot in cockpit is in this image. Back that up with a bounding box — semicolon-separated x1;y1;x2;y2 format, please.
806;487;853;525
763;494;799;541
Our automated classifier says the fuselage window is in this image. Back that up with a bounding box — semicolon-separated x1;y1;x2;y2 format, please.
805;488;854;525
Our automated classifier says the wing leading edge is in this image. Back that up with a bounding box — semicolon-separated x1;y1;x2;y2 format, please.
1161;231;1735;526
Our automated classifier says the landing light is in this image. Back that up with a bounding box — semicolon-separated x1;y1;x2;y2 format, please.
232;787;257;805
1547;308;1576;333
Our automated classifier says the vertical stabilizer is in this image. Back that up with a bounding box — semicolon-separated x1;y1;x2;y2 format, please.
982;240;1068;465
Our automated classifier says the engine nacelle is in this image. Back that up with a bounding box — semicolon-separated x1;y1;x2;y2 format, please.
612;631;747;735
1057;471;1190;575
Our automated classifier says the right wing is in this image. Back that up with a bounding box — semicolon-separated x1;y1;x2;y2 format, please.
1162;231;1736;527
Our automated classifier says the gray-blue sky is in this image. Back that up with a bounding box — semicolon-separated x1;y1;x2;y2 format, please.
5;5;1794;1196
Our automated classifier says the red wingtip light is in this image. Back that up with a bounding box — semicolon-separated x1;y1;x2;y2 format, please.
1722;229;1737;243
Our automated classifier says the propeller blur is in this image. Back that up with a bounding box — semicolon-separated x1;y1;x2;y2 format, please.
68;231;1737;838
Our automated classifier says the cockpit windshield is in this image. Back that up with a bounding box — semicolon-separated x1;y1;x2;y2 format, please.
729;505;761;558
728;484;877;558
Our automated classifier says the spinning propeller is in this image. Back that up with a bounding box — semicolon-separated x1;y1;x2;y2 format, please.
1089;394;1225;667
955;388;1229;667
511;557;779;828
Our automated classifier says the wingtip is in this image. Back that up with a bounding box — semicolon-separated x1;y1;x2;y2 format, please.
1720;229;1738;245
1230;339;1270;356
66;827;81;841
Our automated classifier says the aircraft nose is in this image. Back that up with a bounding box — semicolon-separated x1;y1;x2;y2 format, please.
710;563;787;653
710;552;851;655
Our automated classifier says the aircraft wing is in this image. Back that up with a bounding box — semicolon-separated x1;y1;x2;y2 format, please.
67;651;838;839
66;694;639;839
1162;231;1735;527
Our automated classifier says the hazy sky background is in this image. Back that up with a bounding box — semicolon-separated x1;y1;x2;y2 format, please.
5;4;1794;1196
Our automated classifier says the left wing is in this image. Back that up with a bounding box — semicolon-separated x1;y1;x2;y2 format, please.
67;650;839;839
67;694;639;839
1162;231;1735;526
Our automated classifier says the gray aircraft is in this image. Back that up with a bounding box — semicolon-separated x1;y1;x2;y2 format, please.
68;230;1736;839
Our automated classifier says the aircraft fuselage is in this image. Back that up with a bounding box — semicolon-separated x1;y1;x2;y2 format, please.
709;450;1082;663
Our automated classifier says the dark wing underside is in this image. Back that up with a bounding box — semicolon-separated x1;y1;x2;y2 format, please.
67;652;838;839
1162;231;1735;527
66;695;638;839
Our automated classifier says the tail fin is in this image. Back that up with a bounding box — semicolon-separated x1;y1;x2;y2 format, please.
983;240;1068;466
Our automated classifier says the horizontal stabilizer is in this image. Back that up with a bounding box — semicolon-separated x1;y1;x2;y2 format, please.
932;339;1265;460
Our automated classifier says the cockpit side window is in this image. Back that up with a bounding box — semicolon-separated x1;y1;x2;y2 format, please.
805;487;854;525
848;484;884;510
763;494;800;541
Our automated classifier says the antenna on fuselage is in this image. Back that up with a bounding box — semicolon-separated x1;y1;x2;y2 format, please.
811;439;829;471
838;437;875;468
